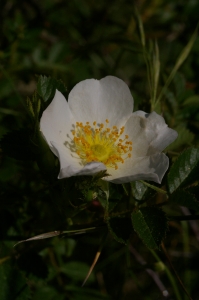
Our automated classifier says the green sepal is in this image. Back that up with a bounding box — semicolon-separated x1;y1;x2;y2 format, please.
131;207;168;249
167;148;199;194
26;91;41;121
168;189;199;212
26;96;35;118
107;216;133;244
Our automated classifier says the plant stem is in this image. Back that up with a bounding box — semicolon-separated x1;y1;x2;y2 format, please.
139;180;167;194
181;219;191;299
161;243;193;300
150;249;182;300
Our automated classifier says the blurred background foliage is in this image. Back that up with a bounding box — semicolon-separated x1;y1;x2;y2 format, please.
1;0;199;299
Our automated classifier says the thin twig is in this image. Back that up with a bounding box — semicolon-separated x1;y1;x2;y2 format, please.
161;243;193;300
82;232;108;286
82;251;101;287
129;244;170;298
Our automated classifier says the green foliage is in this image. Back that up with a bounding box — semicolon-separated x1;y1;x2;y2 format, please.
107;216;133;244
168;190;199;212
37;75;67;103
131;180;157;201
182;95;199;106
131;207;168;249
167;148;199;194
60;261;95;282
1;0;199;299
0;258;31;300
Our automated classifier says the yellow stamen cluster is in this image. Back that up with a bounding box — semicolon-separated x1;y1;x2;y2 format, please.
67;120;132;170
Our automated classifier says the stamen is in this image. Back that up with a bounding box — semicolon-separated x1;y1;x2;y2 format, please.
66;120;133;170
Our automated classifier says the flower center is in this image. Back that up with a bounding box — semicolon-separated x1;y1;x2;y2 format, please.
65;120;132;170
90;144;107;160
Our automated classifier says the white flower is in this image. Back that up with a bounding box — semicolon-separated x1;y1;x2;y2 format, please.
40;76;178;184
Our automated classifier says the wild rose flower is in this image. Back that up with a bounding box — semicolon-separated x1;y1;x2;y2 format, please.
40;76;177;184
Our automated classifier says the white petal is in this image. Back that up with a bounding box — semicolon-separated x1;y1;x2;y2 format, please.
103;111;177;184
74;162;107;177
132;111;178;152
68;76;133;128
51;141;106;178
120;111;177;159
105;153;169;184
40;90;74;149
144;111;178;152
121;114;149;158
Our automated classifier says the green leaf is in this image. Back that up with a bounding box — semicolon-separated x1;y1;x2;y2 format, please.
168;190;199;212
131;181;156;201
0;258;31;300
60;261;95;283
108;216;133;244
131;181;148;200
54;78;67;95
37;75;55;102
167;148;199;194
37;75;67;102
0;129;35;161
182;95;199;106
131;207;168;249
